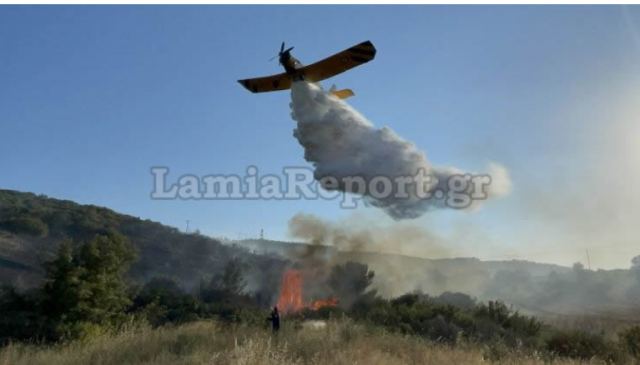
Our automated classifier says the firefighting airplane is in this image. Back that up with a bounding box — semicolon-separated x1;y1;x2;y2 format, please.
237;40;376;99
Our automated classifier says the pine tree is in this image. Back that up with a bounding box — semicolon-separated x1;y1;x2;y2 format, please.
41;233;136;339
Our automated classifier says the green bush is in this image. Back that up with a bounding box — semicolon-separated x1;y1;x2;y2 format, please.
351;293;545;348
545;329;619;361
131;277;200;326
620;325;640;358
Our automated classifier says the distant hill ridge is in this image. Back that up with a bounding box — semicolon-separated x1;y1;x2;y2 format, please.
235;238;569;276
234;238;571;298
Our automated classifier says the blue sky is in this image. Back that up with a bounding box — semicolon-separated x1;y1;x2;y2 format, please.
1;6;639;268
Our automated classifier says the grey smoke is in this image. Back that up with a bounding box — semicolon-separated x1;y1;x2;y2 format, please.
287;212;454;297
286;213;640;318
290;81;511;219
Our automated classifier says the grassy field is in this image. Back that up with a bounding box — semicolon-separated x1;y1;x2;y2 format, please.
0;320;610;365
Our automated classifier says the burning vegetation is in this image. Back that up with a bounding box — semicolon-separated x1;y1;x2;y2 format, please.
276;269;338;314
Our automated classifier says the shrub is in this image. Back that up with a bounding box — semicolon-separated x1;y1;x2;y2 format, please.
546;329;619;361
131;277;200;326
620;325;640;358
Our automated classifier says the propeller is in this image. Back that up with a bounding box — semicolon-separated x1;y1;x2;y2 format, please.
268;42;294;63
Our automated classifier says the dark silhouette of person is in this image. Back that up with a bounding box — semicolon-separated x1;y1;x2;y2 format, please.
267;306;280;332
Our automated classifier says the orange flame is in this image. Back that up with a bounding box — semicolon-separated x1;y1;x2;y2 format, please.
276;269;338;314
310;297;339;310
276;269;305;313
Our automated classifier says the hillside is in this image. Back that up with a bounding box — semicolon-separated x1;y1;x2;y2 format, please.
0;189;286;296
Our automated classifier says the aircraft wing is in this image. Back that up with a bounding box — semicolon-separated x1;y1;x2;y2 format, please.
238;72;292;93
301;41;376;83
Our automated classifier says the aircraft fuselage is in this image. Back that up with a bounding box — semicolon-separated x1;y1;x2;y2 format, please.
280;52;304;78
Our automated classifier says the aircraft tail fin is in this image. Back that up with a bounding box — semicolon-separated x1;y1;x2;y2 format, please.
330;88;355;99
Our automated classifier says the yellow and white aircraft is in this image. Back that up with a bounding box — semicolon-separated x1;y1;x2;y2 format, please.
238;41;376;99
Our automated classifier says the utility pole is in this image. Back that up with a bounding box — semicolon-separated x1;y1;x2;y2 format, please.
585;249;592;270
185;220;190;234
260;228;264;240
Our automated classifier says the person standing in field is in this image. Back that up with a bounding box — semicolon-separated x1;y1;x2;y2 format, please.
267;306;280;332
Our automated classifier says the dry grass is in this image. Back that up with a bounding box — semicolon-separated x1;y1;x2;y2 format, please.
0;320;607;365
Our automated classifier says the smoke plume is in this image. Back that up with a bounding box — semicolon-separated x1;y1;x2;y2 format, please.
287;212;457;297
288;212;451;258
290;81;511;219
